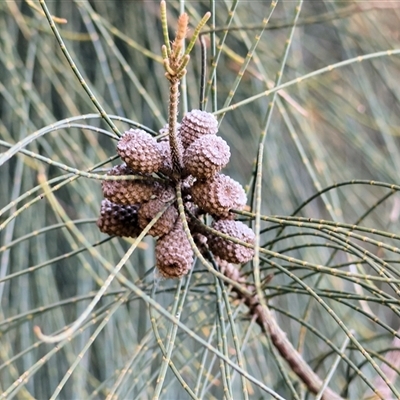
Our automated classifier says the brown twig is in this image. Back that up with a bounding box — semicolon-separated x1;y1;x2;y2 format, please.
160;3;210;180
364;330;400;400
219;261;344;400
167;76;183;177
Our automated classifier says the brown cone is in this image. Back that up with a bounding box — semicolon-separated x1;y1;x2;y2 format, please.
155;220;194;278
180;110;218;148
101;164;163;205
138;199;178;237
157;140;174;177
190;173;247;218
117;129;162;174
183;135;230;179
207;219;255;264
97;199;141;238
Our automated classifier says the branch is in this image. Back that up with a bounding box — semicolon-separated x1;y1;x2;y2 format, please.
219;261;344;400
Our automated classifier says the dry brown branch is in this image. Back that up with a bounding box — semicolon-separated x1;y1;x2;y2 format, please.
364;331;400;400
219;260;344;400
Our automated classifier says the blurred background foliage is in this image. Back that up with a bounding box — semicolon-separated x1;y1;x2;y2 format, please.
1;0;400;399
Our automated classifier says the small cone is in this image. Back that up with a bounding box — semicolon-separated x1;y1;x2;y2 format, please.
190;173;247;218
183;135;230;179
155;220;194;278
157;140;174;177
97;199;141;238
207;220;255;264
180;109;218;148
117;129;162;174
138;199;178;237
102;164;163;205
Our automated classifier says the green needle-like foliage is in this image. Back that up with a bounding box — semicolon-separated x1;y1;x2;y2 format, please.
1;1;400;399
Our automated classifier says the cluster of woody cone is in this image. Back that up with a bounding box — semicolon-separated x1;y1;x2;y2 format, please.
97;113;255;279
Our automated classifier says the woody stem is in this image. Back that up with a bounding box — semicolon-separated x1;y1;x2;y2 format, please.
168;77;183;177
